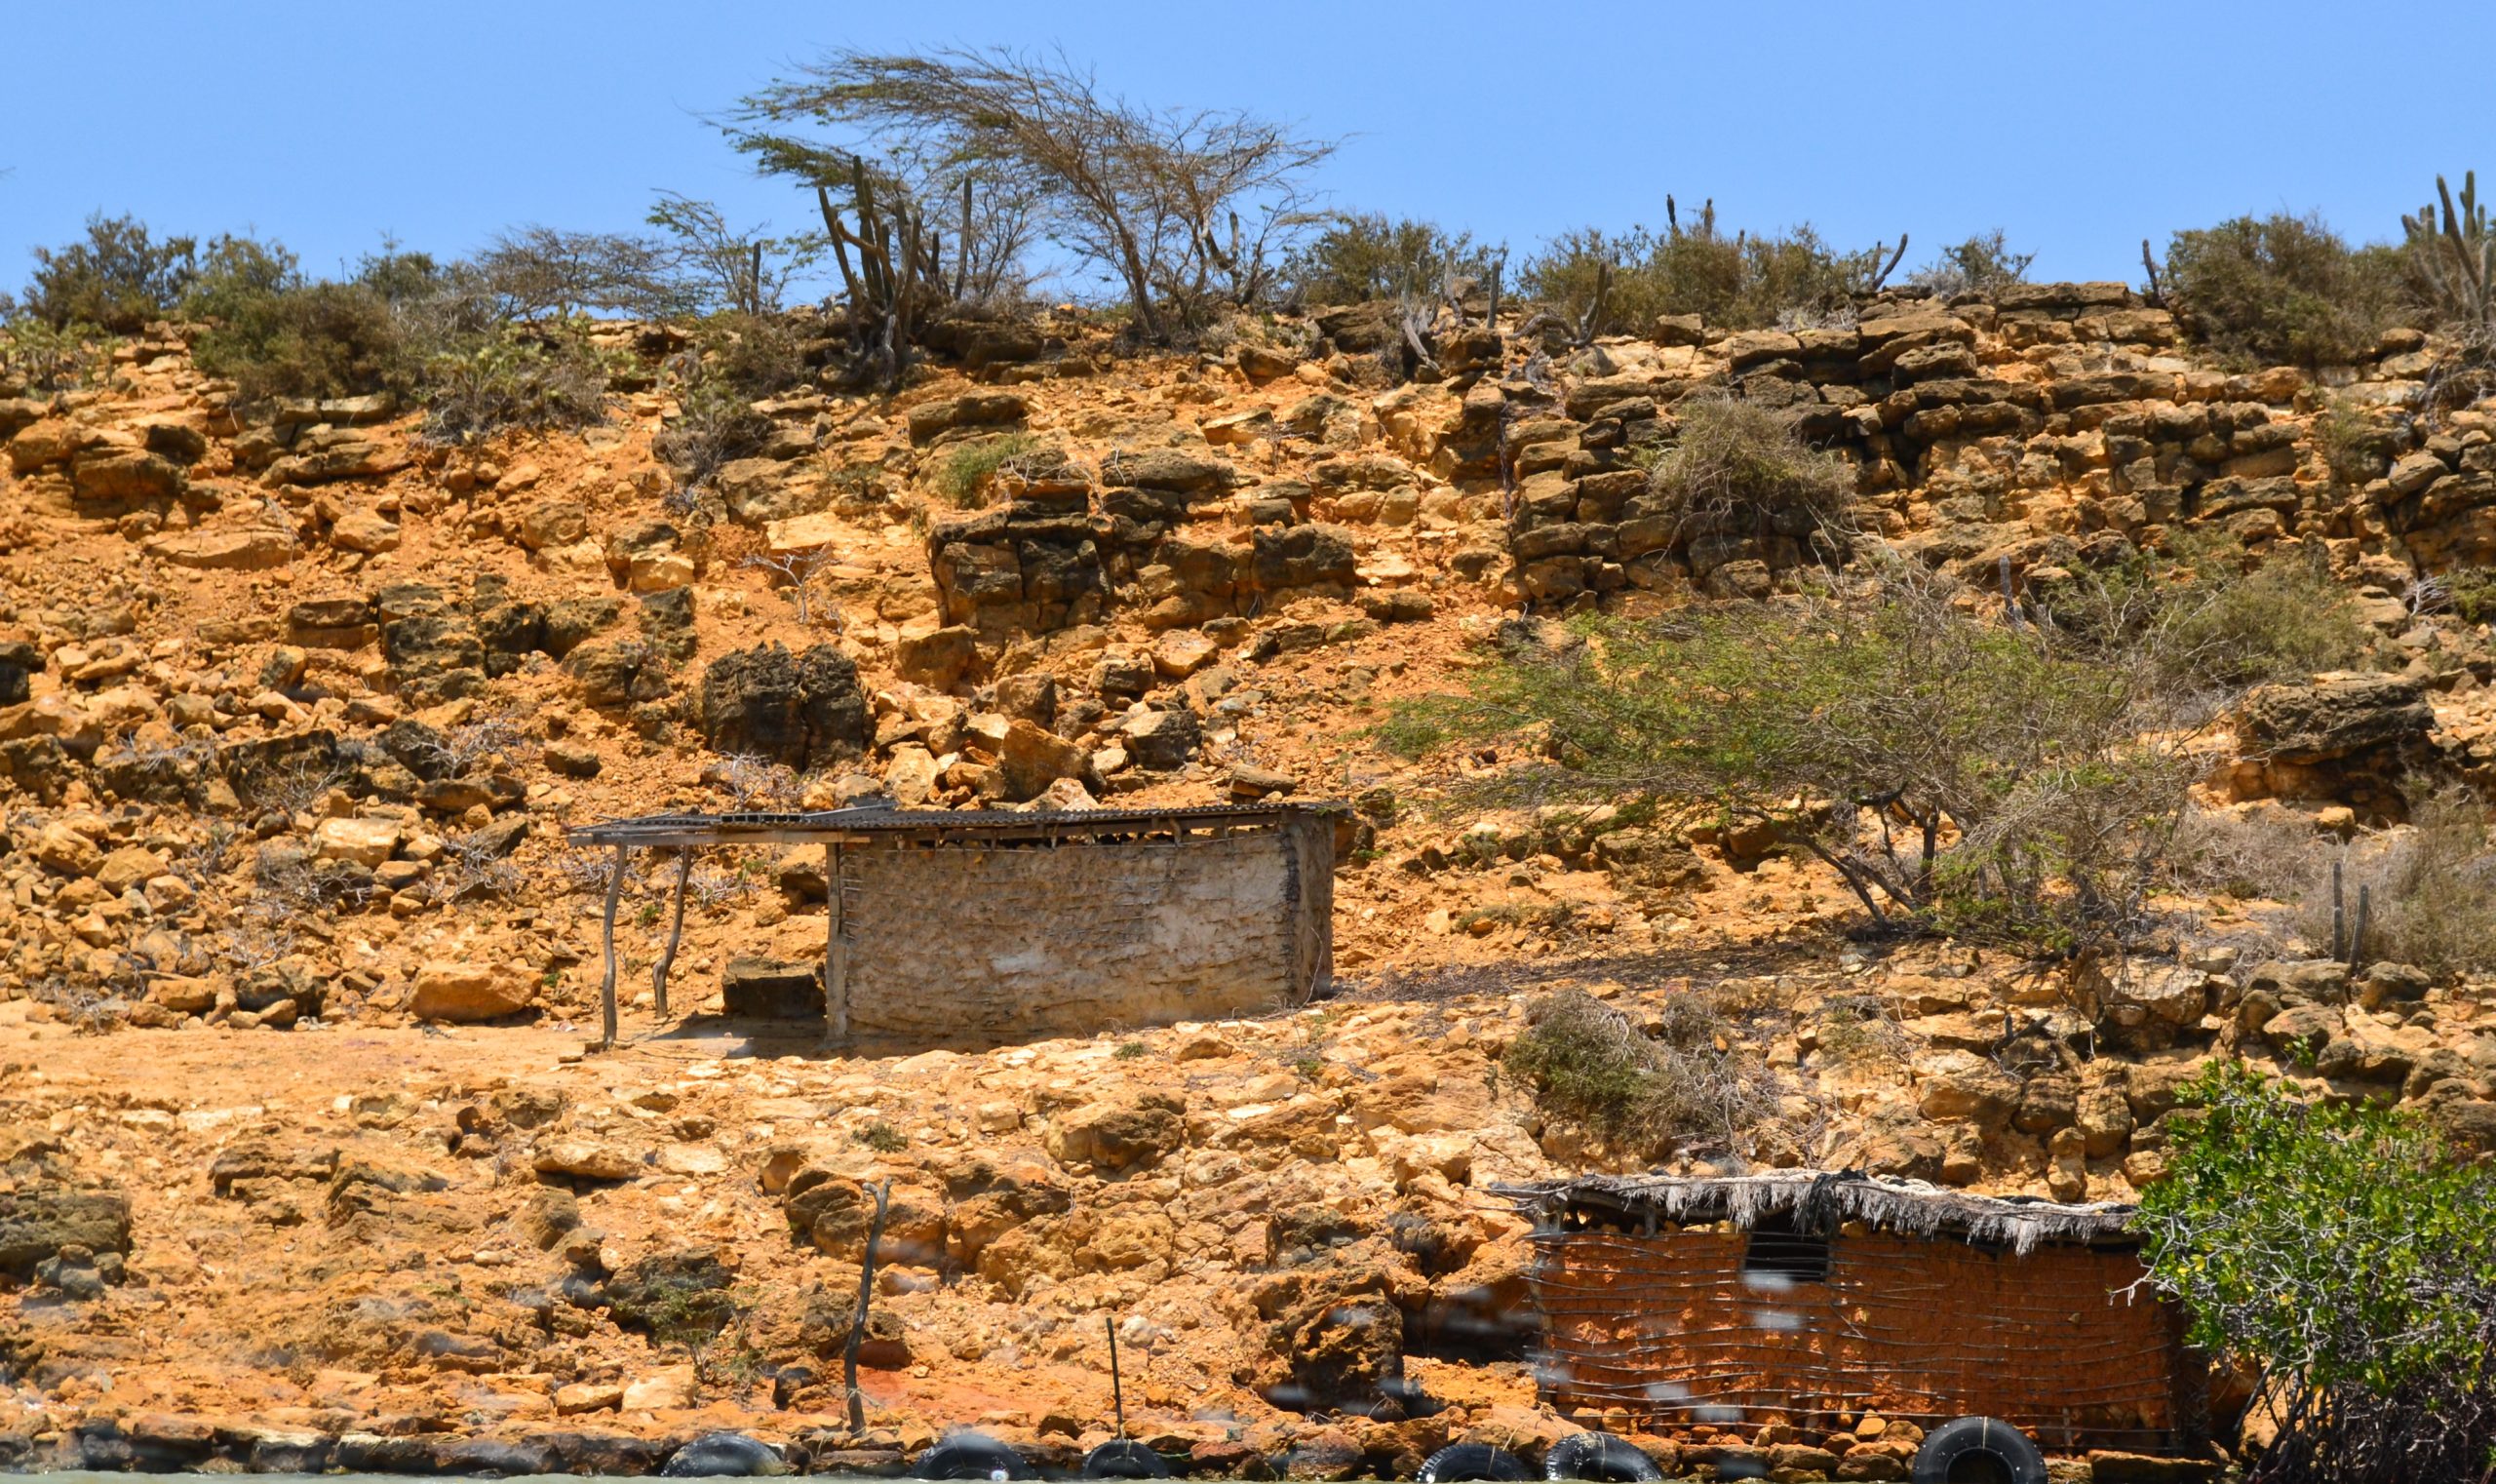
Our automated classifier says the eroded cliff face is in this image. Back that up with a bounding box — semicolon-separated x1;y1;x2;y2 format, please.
3;293;2495;1472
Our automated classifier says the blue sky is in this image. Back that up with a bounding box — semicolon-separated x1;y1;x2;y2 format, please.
5;0;2490;301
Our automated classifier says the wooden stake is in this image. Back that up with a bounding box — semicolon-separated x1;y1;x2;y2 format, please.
598;843;626;1050
2349;884;2371;973
1107;1314;1127;1439
843;1178;891;1433
822;842;849;1049
651;847;692;1017
2331;858;2346;960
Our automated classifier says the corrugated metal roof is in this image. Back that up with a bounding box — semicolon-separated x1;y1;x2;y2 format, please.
567;801;1342;847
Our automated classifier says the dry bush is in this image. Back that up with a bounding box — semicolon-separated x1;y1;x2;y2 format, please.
2171;790;2496;978
1643;394;1855;538
1502;989;1775;1159
2308;790;2496;977
1908;228;2035;299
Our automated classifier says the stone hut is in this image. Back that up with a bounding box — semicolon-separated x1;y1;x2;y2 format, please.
571;803;1337;1048
1503;1171;2206;1457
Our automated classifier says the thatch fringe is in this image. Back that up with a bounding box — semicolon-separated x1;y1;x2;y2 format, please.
1499;1169;2137;1256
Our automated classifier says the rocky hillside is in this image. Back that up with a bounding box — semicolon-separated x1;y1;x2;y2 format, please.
5;286;2496;1475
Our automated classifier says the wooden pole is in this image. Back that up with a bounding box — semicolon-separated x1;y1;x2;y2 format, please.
2349;884;2371;973
822;842;849;1049
2330;858;2346;960
1106;1314;1126;1439
651;847;692;1017
598;844;626;1049
843;1178;891;1434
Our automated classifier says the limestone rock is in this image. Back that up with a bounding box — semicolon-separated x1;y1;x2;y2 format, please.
698;643;870;769
411;961;534;1023
2238;674;2433;763
1046;1095;1187;1173
313;816;401;869
0;1189;132;1279
143;525;296;570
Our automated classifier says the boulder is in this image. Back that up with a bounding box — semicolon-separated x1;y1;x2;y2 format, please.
313;816;401;868
716;458;824;526
2238;674;2433;763
997;719;1089;802
1046;1095;1187;1173
1101;447;1239;495
1117;706;1200;771
31;821;103;877
564;638;655;708
906;392;1030;445
697;643;870;769
0;1189;132;1278
410;961;534;1023
894;625;978;690
1912;1050;2020;1129
329;507;402;553
519;498;591;550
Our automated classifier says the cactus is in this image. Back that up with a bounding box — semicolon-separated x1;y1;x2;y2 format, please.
2402;171;2496;333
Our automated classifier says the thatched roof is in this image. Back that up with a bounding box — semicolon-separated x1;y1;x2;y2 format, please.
1501;1170;2138;1256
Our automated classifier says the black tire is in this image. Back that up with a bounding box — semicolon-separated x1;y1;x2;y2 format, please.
1081;1440;1173;1479
1420;1443;1534;1484
663;1430;786;1477
915;1436;1033;1481
1911;1417;2048;1484
1544;1432;1663;1483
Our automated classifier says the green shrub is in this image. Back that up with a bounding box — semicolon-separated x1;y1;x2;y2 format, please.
2153;544;2372;687
930;432;1038;508
21;215;197;332
1284;214;1494;304
2311;392;2400;487
0;318;118;392
2137;1063;2496;1478
1521;202;1893;332
184;236;423;407
1502;989;1774;1159
418;330;611;444
2163;213;2412;366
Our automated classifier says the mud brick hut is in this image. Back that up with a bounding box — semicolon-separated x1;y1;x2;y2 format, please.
1503;1171;2206;1456
570;802;1338;1048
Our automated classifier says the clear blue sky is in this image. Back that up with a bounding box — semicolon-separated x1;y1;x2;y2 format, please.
5;0;2489;300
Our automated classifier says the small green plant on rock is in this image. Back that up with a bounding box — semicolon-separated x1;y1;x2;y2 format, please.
850;1120;907;1153
930;432;1038;508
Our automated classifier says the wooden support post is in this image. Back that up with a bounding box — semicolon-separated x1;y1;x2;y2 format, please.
842;1178;891;1433
1107;1314;1127;1439
2349;884;2371;973
650;847;692;1017
598;843;626;1050
2330;858;2346;960
822;842;849;1049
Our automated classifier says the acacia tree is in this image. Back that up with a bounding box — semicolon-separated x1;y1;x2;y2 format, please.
645;192;821;317
729;47;1333;342
474;225;684;321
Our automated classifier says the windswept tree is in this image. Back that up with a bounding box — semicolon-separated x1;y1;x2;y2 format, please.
729;47;1334;344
